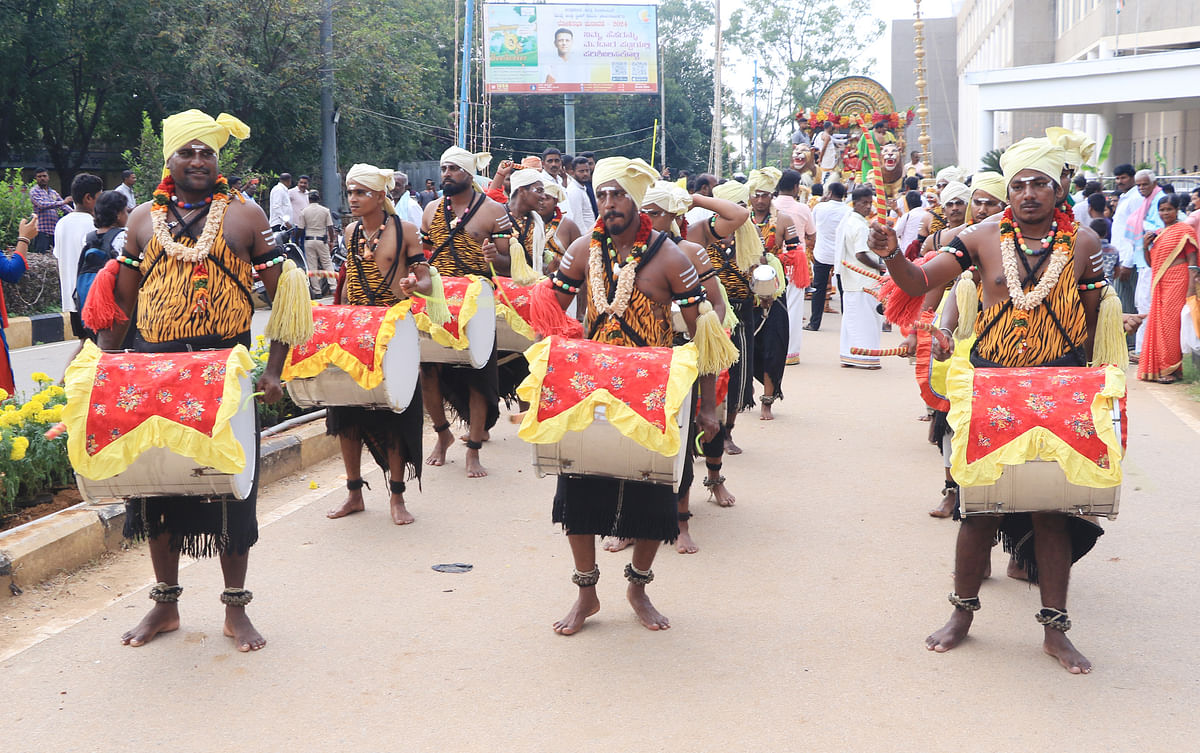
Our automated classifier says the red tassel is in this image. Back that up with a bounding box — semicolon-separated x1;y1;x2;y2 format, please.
880;250;938;335
528;280;583;339
81;259;127;331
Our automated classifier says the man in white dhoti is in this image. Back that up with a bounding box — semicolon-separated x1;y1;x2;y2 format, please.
837;186;884;368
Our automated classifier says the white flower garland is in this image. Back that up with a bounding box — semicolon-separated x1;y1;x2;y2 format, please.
151;194;230;264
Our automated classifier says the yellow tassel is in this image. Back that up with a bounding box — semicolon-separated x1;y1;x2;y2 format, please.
424;266;452;326
733;222;764;273
669;219;681;237
717;279;738;330
1091;285;1129;369
765;254;787;299
507;238;541;285
692;301;740;376
264;259;314;347
953;272;978;341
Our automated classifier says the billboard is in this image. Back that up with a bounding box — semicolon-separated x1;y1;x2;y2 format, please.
484;4;658;94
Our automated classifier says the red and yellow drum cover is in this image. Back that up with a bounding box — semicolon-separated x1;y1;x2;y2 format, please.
409;275;486;350
517;336;698;457
63;341;255;479
492;276;538;342
283;301;412;389
948;362;1126;488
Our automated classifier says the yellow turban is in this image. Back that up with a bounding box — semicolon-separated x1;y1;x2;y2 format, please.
592;157;659;208
160;109;250;166
939;181;970;206
1045;127;1096;169
540;173;566;203
345;163;397;215
1000;137;1066;186
971;171;1007;202
642;180;692;216
440;146;492;175
509;168;545;192
746;167;782;196
712;179;750;205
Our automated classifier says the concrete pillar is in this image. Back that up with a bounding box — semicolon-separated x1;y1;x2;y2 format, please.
1097;103;1117;175
980;110;995;160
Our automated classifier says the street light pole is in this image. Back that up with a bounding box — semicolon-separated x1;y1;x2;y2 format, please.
319;0;339;213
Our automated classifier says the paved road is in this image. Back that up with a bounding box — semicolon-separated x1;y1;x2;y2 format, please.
3;321;1199;751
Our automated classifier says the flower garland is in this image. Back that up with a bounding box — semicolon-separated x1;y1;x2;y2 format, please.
151;174;231;264
588;212;653;319
998;206;1077;311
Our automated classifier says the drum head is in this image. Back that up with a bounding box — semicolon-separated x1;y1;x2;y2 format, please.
465;282;496;368
381;314;420;411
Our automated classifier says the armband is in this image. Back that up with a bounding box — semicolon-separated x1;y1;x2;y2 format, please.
1078;279;1108;292
941;237;972;272
249;250;280;265
406;254;429;267
551;270;583;295
673;285;706;308
783;236;801;251
252;254;288;272
698;268;717;283
116;254;141;269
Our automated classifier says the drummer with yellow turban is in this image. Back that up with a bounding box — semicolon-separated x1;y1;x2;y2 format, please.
868;135;1118;674
686;177;762;454
420;144;513;479
539;156;733;635
324;163;431;527
91;109;311;654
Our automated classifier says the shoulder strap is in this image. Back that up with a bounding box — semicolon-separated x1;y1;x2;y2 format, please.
431;192;484;263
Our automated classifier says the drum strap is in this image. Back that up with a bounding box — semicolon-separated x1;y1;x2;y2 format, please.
430;192;485;268
349;215;401;306
587;231;670;345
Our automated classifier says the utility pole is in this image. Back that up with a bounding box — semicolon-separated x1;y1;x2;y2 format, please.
710;0;723;178
319;0;339;214
659;42;667;172
752;59;758;171
564;94;576;156
457;0;475;147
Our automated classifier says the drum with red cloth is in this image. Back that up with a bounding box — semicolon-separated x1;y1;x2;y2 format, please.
949;363;1127;518
410;275;495;367
516;336;699;489
63;342;258;501
492;276;541;352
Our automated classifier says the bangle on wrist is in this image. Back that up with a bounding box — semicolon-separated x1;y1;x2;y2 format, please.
879;247;900;262
15;237;30;244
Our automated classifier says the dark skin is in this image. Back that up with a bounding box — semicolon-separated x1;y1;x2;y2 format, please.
550;180;719;634
419;162;512;478
326;182;432;524
536;191;581;276
869;168;1101;674
102;139;283;653
749;190;798;420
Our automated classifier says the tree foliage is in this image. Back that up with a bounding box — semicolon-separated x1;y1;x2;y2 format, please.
728;0;883;167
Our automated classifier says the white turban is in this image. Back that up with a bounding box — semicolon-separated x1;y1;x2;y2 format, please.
345;163;397;215
540;174;566;203
1045;127;1096;169
971;171;1007;203
642;181;692;216
161;109;250;168
746;167;782;196
939;181;970;206
712;180;750;205
1000;137;1067;186
440;146;492;175
936;165;968;185
591;157;659;208
509;168;544;192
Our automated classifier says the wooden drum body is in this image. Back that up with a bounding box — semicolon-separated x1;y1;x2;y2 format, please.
412;276;495;368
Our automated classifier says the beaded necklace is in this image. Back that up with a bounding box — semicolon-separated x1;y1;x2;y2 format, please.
151;174;230;264
998;206;1075;311
587;213;653;318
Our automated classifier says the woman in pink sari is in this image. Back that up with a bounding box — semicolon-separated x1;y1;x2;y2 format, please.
1138;192;1200;383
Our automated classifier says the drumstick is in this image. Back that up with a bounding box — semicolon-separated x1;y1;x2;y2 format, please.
842;261;884;281
911;320;951;350
44;422;67;440
306;270;339;278
851;346;908;357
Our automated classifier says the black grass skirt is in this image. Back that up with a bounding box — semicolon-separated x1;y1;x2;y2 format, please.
553;475;679;544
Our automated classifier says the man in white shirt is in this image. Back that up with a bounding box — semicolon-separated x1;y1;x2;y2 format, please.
114;170;137;210
1112;167;1164;356
54;173;102;338
391;171;423;226
269;174;293;231
805;181;849;330
682;173;718;228
893;190;927;256
813;122;839;183
836;186;884;368
564;156;597;230
288;175;310;245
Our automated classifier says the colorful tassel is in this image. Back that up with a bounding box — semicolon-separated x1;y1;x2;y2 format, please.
692;300;740;376
953;272;979;341
506;238;542;286
423;266;453;326
80;258;127;331
264;259;314;347
1091;285;1129;368
733;222;764;273
527;279;583;338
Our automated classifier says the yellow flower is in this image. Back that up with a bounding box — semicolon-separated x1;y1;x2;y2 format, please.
46;385;65;398
309;481;319;490
3;404;16;412
10;435;29;461
0;388;7;401
256;335;266;345
30;372;52;384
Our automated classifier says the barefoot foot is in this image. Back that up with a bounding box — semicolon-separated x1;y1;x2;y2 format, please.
425;428;454;467
676;521;699;554
390;495;415;525
707;479;735;507
553;588;600;635
759;404;774;420
223;607;266;652
1044;629;1091;674
121;602;180;647
925;609;973;653
602;537;633;552
627;583;670;630
327;491;365;519
724;436;743;455
929;489;957;518
465;448;488;478
460;430;490;443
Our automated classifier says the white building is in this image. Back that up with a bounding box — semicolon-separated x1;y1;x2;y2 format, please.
955;0;1200;175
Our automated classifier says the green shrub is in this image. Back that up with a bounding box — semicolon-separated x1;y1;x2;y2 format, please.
2;252;61;317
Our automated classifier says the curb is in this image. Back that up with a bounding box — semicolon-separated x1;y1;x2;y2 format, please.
3;312;71;350
0;418;337;595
